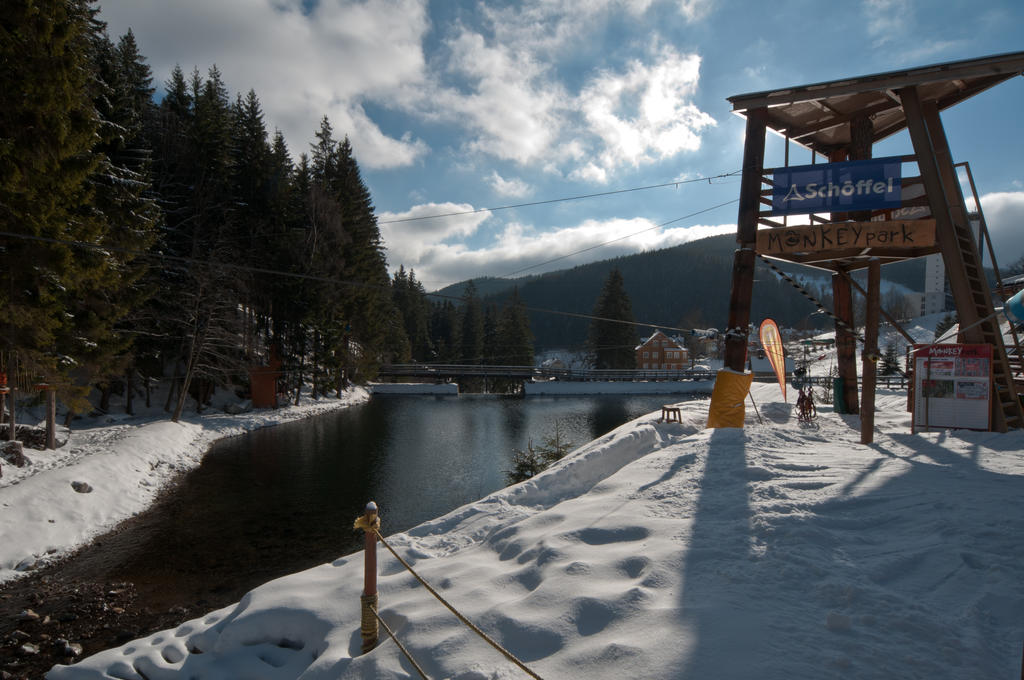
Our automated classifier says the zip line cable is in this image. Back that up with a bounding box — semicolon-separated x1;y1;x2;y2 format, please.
377;170;741;225
0;230;702;337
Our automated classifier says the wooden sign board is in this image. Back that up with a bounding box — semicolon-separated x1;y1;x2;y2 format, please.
757;219;935;255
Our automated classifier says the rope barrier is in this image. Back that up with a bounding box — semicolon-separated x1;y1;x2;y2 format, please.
373;529;546;680
372;607;430;680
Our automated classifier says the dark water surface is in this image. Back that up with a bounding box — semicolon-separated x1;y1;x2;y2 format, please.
44;394;701;608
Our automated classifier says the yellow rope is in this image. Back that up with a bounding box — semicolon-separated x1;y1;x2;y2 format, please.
373;608;430;680
374;529;545;680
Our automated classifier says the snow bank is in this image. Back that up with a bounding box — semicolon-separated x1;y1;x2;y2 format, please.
0;388;370;584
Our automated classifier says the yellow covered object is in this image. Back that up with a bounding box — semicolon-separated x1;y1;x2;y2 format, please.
706;369;753;428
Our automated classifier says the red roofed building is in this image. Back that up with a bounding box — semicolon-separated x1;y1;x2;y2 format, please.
635;330;688;370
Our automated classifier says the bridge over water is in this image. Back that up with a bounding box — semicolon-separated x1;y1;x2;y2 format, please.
376;364;908;388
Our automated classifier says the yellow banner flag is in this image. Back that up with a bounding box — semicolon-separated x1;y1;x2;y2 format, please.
759;319;787;402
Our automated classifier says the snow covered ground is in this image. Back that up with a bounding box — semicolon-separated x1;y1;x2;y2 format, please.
0;388;370;584
25;378;1022;679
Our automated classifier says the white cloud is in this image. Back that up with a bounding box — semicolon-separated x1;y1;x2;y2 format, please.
676;0;712;22
430;29;566;164
489;172;532;198
398;3;715;178
863;0;910;46
378;202;492;273
980;191;1024;267
569;163;609;184
576;48;716;178
99;0;431;169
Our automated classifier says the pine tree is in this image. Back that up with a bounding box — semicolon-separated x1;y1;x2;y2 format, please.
483;303;500;365
588;268;638;369
79;23;161;415
0;0;104;408
392;267;431;361
880;342;900;376
230;89;275;359
334;136;402;373
459;281;484;364
497;288;534;366
429;300;459;361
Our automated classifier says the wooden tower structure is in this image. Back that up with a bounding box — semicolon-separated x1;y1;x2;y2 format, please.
723;51;1024;434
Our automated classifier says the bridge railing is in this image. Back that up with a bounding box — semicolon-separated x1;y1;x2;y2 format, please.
378;364;721;382
378;364;910;389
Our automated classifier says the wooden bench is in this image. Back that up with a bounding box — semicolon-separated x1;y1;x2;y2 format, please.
660;406;682;423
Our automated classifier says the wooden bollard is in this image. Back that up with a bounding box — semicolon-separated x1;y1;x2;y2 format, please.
353;501;380;653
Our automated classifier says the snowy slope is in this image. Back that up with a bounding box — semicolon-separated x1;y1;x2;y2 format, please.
45;384;1024;679
0;389;370;583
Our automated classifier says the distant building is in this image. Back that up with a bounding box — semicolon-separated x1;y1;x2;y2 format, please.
636;330;688;370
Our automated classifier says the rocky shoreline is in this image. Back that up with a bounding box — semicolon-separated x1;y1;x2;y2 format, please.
0;568;193;679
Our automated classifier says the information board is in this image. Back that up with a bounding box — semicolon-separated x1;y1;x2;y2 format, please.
912;344;991;431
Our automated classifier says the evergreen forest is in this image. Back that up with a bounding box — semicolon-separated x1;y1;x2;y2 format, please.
0;1;530;421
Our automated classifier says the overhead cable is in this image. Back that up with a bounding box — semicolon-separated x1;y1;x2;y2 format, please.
377;170;741;225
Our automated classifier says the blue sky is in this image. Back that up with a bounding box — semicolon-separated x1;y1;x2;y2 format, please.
98;0;1024;290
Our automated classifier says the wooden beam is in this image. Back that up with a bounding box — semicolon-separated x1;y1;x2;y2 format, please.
729;52;1024;111
833;269;859;414
724;108;768;372
790;99;902;143
861;259;881;444
899;86;984;333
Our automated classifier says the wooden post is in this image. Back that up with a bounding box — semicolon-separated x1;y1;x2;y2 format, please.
46;387;56;450
723;107;767;372
359;501;379;654
0;371;6;442
832;270;859;414
861;259;881;444
6;387;14;442
0;388;7;443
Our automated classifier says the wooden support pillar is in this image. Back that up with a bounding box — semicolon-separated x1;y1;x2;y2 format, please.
0;389;7;441
46;388;56;450
833;270;859;414
828;113;873;416
899;86;983;333
849;114;874;221
724;107;767;372
861;259;881;444
5;388;13;442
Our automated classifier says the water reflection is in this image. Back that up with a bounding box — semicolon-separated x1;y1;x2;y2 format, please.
67;394;705;607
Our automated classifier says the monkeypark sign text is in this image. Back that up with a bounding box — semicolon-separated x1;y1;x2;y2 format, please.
756;219;936;255
770;156;903;215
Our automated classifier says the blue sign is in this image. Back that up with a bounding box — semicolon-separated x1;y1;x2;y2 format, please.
771;156;902;215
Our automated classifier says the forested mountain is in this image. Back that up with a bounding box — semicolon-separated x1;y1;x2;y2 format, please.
456;235;824;351
433;233;941;351
1;0;402;420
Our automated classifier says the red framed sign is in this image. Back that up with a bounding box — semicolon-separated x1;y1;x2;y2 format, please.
912;344;992;431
